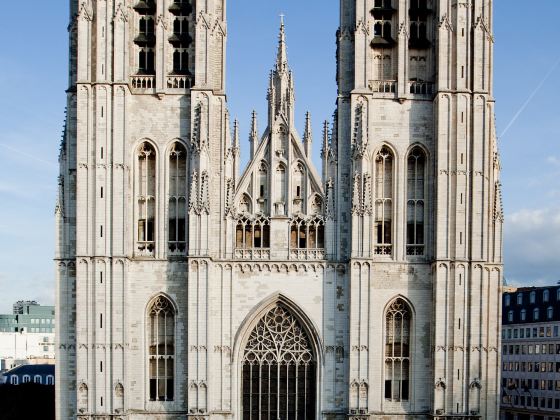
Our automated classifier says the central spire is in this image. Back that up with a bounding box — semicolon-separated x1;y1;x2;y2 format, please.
268;15;295;125
276;14;288;72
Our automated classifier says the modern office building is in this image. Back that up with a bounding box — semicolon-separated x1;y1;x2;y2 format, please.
0;302;55;334
501;286;560;420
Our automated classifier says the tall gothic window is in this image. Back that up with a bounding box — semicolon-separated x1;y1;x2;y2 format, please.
168;143;187;255
149;296;175;402
137;142;156;256
133;1;156;74
374;146;393;255
242;304;316;420
406;147;426;256
409;0;431;49
258;162;268;213
384;298;411;402
168;0;193;76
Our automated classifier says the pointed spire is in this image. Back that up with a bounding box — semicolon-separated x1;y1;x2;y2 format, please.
249;111;258;159
304;112;312;157
233;119;240;150
276;14;288;71
321;120;330;159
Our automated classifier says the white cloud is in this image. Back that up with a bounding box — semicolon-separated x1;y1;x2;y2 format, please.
504;207;560;287
547;155;560;166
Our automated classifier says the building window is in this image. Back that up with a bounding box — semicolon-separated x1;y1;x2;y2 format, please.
507;311;514;322
168;143;187;255
235;216;271;250
530;291;536;304
533;308;539;321
557;288;560;301
10;376;18;385
406;147;426;256
242;304;316;420
520;309;526;321
133;1;156;74
517;293;523;305
384;298;411;402
34;375;42;384
408;0;431;49
290;216;325;250
504;295;510;307
46;375;54;385
148;296;175;402
169;0;193;76
375;146;394;255
543;289;550;302
547;306;553;320
137;142;157;256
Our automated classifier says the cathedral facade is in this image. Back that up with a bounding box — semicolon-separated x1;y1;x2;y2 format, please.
55;0;504;419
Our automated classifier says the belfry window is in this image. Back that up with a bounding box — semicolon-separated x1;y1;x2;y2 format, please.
168;143;187;255
242;304;316;420
290;217;325;249
371;0;395;48
406;147;426;256
374;146;394;255
235;217;271;249
148;296;175;402
409;0;431;49
133;1;156;74
137;142;156;256
169;0;193;76
384;298;411;402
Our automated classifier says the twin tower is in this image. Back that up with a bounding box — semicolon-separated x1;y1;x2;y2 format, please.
56;1;503;419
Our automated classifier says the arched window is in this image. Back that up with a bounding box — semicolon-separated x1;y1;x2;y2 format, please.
148;296;175;401
543;289;549;302
290;217;325;250
292;163;305;214
242;304;316;420
34;375;42;384
168;142;187;255
22;375;31;384
533;308;539;321
385;298;411;402
530;291;536;304
406;147;426;256
137;142;157;256
547;306;553;320
46;375;54;385
507;311;514;322
275;164;287;215
235;217;270;250
375;146;394;255
504;295;511;307
517;293;523;305
133;1;156;74
520;309;526;321
10;376;18;385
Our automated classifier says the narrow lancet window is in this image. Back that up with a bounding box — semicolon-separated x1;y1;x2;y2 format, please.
169;0;193;76
406;147;426;256
385;298;411;402
168;143;187;255
137;142;156;255
374;146;394;255
134;1;156;74
149;296;175;402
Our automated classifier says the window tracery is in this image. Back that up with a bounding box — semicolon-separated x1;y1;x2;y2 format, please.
384;298;411;402
168;142;187;255
235;216;271;250
374;146;394;255
242;304;316;420
148;296;175;402
290;216;325;250
137;142;156;256
406;147;426;256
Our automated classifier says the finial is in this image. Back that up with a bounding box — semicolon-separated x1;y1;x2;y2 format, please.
249;111;258;159
304;112;312;157
321;120;330;158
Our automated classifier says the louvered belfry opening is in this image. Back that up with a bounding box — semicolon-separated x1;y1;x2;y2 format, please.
242;304;316;420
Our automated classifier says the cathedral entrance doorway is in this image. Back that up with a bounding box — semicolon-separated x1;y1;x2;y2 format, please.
241;304;316;420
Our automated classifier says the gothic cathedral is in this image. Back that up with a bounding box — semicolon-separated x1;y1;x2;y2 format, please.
56;0;504;419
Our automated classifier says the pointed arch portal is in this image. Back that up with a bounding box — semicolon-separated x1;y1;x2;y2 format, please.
242;303;316;420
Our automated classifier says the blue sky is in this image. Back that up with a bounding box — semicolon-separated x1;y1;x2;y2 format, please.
0;1;559;312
